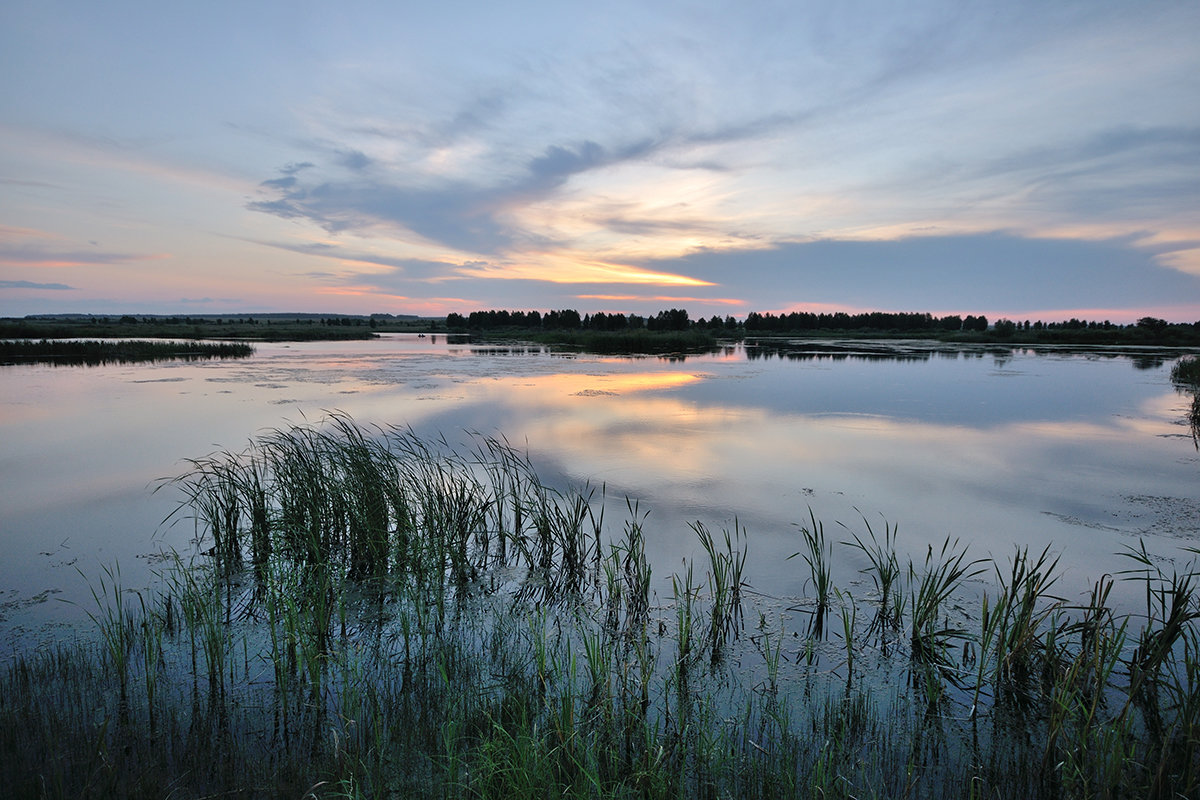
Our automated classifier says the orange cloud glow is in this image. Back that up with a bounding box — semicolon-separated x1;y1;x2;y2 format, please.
316;285;410;299
1;253;172;269
458;256;714;287
577;294;744;306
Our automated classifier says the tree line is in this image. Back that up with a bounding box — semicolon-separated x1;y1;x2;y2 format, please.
445;308;1200;344
742;311;989;332
446;308;706;332
447;308;993;333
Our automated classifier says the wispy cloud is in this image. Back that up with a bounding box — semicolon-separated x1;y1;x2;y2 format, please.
178;297;243;305
0;280;74;290
578;294;744;307
0;244;170;269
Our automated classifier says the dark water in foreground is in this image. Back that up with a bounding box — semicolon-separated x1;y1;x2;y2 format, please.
1;334;1197;646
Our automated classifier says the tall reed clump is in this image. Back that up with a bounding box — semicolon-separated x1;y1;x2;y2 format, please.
842;512;904;639
790;508;833;639
694;520;747;664
1172;355;1200;448
978;545;1062;709
4;414;1199;799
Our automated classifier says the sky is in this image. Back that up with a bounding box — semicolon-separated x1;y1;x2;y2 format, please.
1;1;1198;323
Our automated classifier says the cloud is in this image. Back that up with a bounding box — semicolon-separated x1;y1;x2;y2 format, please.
244;236;466;281
260;175;298;190
0;177;59;189
339;150;371;171
0;244;169;268
179;297;240;305
577;293;744;307
963;126;1200;220
637;233;1200;317
248;172;508;252
0;279;74;290
524;139;658;193
246;120;672;256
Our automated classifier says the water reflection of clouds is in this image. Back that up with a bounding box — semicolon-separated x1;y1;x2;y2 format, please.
4;341;1196;635
460;374;1196;587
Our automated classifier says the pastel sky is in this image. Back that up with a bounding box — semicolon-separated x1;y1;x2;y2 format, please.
2;1;1198;322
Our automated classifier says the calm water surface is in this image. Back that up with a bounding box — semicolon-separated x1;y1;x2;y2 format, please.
2;334;1198;645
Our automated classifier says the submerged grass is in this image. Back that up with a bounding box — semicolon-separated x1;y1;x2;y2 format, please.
2;415;1198;798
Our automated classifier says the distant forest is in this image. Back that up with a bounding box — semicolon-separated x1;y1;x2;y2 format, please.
446;308;1200;346
5;309;1198;347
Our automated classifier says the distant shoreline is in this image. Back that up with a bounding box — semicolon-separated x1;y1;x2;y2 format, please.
0;338;254;366
5;310;1200;348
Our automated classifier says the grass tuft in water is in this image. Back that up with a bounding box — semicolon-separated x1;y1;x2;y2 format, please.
790;508;833;640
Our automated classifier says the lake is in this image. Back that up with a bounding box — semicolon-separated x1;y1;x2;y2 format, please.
2;334;1198;647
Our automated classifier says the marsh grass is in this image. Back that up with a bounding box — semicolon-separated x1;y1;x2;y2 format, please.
1171;355;1200;448
1172;355;1200;388
0;338;253;366
3;415;1199;798
843;511;904;639
790;509;833;639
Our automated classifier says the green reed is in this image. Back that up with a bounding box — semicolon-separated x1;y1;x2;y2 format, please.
842;511;904;636
907;537;985;695
1171;354;1200;387
984;545;1063;705
694;520;747;663
1171;355;1200;448
790;508;833;639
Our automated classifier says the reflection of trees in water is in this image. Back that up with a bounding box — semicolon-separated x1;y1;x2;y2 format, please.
744;342;933;363
741;341;1194;372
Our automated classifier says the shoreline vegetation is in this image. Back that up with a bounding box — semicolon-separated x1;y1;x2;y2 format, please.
3;415;1197;798
0;338;254;366
1173;356;1200;447
0;314;398;343
4;309;1200;351
446;308;1200;351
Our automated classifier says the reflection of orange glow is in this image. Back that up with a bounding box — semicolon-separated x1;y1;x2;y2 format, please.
506;371;703;396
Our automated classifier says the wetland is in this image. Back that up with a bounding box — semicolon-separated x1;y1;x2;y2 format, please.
1;334;1198;797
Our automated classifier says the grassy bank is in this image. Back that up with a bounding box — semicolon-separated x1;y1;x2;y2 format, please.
0;338;254;366
0;317;387;342
2;416;1197;798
